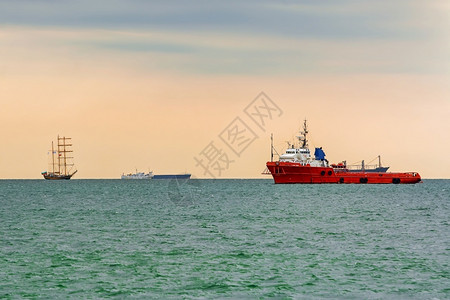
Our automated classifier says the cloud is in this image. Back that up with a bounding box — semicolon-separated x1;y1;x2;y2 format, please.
1;26;448;77
1;1;448;76
1;0;448;40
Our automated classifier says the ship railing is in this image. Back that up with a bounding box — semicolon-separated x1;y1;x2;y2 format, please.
347;164;380;170
261;167;271;175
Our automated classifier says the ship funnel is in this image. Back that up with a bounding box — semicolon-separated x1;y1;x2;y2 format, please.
314;147;326;161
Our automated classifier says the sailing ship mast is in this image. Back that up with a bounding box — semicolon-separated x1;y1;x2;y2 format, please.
57;135;74;176
42;135;77;180
51;141;55;174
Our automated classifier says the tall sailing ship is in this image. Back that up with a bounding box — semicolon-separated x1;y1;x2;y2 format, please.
41;135;77;180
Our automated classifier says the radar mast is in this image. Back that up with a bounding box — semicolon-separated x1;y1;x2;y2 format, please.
296;119;308;148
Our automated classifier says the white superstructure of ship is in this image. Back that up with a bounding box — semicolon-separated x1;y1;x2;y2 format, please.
121;170;154;179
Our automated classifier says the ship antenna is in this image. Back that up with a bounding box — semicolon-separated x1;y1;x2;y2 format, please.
270;133;274;162
58;135;61;175
63;136;67;176
52;141;55;174
301;118;308;148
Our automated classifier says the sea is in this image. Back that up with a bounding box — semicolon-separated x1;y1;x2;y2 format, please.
0;179;449;299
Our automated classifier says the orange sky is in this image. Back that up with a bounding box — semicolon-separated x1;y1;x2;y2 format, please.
1;2;449;179
1;67;449;179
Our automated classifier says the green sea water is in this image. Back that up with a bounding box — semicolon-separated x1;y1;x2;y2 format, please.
1;179;449;299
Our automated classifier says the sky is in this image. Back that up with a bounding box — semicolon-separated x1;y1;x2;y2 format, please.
1;0;449;179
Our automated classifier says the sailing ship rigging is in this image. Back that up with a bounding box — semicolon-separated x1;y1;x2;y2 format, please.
41;135;77;180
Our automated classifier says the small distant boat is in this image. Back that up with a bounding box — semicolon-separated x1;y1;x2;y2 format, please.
121;170;154;180
42;135;77;180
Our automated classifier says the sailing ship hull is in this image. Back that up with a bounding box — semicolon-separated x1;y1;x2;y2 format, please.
266;162;421;184
42;173;73;180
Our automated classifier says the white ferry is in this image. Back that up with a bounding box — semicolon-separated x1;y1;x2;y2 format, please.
121;170;154;180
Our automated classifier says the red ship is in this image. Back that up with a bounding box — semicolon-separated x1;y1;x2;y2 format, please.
265;120;421;184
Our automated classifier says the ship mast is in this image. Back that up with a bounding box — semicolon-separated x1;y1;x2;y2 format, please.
64;136;67;176
271;133;273;162
43;135;76;179
296;118;308;148
51;141;55;174
57;135;61;175
302;119;308;148
57;135;74;176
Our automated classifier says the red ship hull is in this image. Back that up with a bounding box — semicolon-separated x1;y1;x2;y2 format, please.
266;162;421;184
